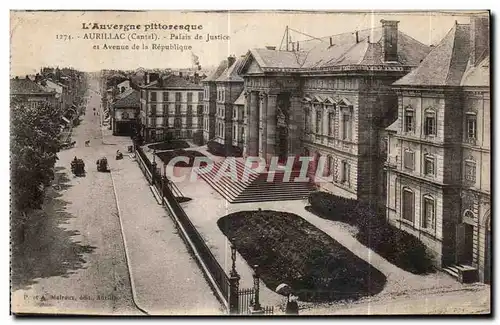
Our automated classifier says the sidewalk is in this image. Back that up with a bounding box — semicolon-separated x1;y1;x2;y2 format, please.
109;154;223;315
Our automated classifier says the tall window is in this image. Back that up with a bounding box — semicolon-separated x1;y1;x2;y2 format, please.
327;155;333;177
424;154;435;176
402;188;415;222
174;118;182;129
466;113;477;142
150;104;157;117
316;110;322;134
341;160;350;184
233;125;237;139
404;106;414;132
464;160;476;184
187;92;193;102
175;104;181;115
150;91;157;102
404;149;415;170
328;112;335;136
342;113;351;140
187;105;193;116
422;195;435;229
304;108;310;133
424;109;436;136
162;91;169;102
198;92;203;102
197;105;203;115
175;92;182;102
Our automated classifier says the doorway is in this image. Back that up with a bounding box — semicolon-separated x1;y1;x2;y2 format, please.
456;223;474;265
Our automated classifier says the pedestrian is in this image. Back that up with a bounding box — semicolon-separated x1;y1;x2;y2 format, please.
285;294;299;315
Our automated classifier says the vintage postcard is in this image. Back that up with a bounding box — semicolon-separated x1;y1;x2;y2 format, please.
10;10;491;316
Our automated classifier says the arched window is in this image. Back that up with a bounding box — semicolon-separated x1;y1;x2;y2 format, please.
404;106;414;133
402;187;415;222
424;108;437;136
422;194;435;229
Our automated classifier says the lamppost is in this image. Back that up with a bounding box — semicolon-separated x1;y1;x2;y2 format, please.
151;149;157;185
228;239;240;315
252;264;262;312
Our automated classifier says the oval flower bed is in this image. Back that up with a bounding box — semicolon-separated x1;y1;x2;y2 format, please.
218;210;386;303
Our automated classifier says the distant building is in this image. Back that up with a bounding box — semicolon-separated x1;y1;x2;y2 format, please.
10;76;57;109
386;15;490;283
139;73;204;143
111;88;140;136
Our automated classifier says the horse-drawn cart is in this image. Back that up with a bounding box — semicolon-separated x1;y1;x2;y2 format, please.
71;157;85;176
96;157;109;172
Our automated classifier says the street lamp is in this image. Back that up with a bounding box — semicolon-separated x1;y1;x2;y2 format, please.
253;264;262;311
230;239;238;277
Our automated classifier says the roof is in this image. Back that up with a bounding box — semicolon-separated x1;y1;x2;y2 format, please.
142;74;202;90
386;120;399;132
394;24;472;86
203;59;229;82
234;90;246;105
113;89;140;108
10;78;55;95
460;56;489;87
241;26;430;73
216;56;245;82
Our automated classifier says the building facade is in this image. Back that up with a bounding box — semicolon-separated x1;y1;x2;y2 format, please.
139;73;203;143
385;16;490;283
202;59;229;143
10;77;57;109
233;20;431;208
112;88;140;136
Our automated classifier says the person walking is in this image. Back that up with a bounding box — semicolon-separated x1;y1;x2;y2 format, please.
285;294;299;315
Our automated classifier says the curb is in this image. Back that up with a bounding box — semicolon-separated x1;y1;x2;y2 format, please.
109;168;150;315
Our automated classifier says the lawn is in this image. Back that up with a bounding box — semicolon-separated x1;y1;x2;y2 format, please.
148;140;190;151
156;149;211;168
306;191;435;274
217;210;387;303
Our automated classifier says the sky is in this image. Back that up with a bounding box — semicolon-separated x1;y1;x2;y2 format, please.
9;10;483;76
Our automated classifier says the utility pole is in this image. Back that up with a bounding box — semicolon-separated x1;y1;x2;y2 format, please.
285;26;289;51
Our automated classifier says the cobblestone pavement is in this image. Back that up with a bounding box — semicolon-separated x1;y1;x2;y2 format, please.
11;80;141;315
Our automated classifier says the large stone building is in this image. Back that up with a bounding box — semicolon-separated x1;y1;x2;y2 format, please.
10;76;57;109
139;73;204;143
232;19;431;208
385;16;490;283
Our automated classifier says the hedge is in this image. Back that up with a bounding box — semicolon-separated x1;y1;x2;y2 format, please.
307;191;434;274
207;140;242;157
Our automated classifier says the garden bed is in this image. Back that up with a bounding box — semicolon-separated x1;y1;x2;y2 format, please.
307;191;434;274
148;140;190;151
156;150;211;168
207;140;242;157
217;210;386;303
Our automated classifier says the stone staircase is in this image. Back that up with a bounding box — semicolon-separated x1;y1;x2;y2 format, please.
196;159;316;204
442;264;478;283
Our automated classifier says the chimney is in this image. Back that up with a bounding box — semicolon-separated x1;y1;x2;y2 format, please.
470;15;490;66
145;72;150;85
227;55;236;68
380;19;400;62
297;42;300;51
329;37;333;46
355;31;359;43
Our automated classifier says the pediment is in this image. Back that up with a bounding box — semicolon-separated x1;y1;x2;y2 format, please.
239;51;264;75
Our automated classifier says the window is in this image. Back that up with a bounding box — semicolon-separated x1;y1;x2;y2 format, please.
162;91;169;102
328;112;335;136
187;92;193;102
198;92;203;102
233;109;237;119
150;104;157;117
424;109;436;136
175;92;182;102
316;110;322;134
404;149;414;170
341;160;350;184
404;107;414;132
422;195;435;229
424;154;435;176
174;118;182;129
197;105;203;115
187;105;193;116
233;125;236;139
141;90;145;99
175;104;181;115
464;160;476;184
327;155;333;176
402;188;414;222
342;113;351;140
187;130;192;138
186;116;192;128
466;114;477;142
150;92;157;102
175;129;181;138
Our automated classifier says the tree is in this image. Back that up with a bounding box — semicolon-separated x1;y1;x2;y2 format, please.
10;100;64;242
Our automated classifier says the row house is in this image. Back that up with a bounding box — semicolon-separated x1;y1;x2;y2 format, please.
386;15;490;283
111;88;140;136
234;19;431;209
213;55;245;148
139;73;204;143
10;76;58;110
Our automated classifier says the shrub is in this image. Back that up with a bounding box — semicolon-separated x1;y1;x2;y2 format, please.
207;140;242;157
307;191;434;274
148;140;190;151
